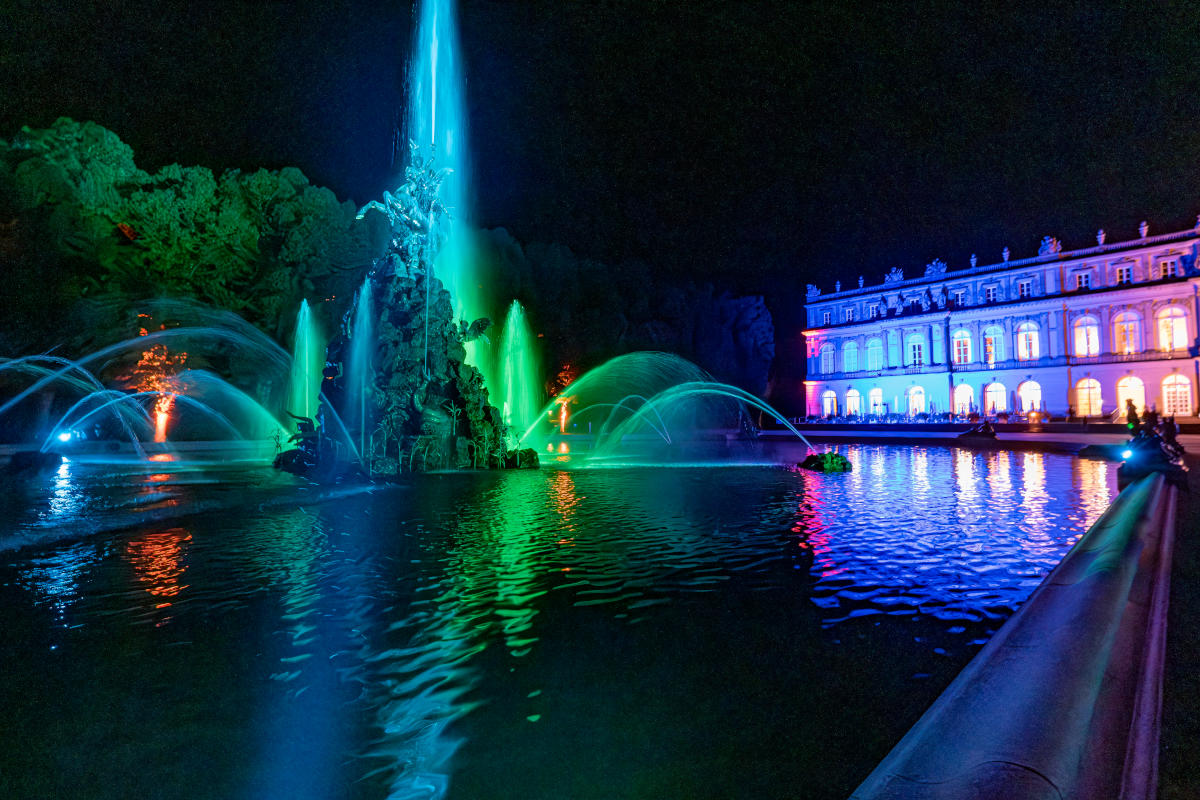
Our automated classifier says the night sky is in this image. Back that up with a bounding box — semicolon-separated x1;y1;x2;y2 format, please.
4;0;1200;301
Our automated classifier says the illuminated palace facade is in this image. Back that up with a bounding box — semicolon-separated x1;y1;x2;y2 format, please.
802;223;1200;420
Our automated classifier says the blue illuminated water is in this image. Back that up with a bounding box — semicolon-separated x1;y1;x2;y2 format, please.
0;445;1115;798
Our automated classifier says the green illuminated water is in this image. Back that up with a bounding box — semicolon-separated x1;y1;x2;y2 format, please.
497;300;541;438
288;300;324;421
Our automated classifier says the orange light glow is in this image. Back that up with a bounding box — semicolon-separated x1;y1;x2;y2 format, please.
126;322;188;444
126;527;191;605
558;441;569;453
558;397;570;433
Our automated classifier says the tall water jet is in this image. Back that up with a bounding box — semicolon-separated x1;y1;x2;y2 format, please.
407;0;477;315
345;278;374;458
497;300;540;438
288;300;324;422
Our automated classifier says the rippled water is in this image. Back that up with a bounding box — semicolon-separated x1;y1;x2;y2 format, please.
0;445;1115;799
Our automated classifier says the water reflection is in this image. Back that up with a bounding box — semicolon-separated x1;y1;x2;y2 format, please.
801;446;1115;625
0;446;1120;800
125;526;191;609
17;540;99;619
44;458;84;520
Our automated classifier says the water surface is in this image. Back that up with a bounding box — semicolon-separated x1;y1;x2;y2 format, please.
0;445;1115;799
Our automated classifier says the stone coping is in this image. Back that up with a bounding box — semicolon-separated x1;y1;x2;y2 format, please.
851;473;1176;799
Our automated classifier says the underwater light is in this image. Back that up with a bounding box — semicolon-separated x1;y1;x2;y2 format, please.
1121;449;1133;459
57;431;72;442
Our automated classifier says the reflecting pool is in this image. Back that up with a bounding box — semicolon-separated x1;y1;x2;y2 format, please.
0;445;1115;799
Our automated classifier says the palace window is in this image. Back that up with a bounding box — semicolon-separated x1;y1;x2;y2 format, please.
953;289;966;307
907;386;926;415
823;311;831;325
1116;264;1132;285
869;304;879;319
1016;321;1040;361
984;286;998;303
1160;259;1179;278
1076;378;1103;416
1075;272;1091;290
1157;306;1188;352
1017;280;1032;298
983;325;1005;366
819;344;835;373
1073;316;1100;357
1017;380;1043;412
907;336;925;366
951;329;972;364
866;338;883;371
1113;312;1142;354
843;341;859;372
868;387;883;414
845;308;855;322
1116;376;1146;414
845;388;862;416
1163;375;1192;416
984;382;1007;414
821;390;838;416
953;383;974;415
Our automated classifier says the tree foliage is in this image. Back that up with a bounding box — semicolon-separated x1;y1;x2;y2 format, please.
0;118;377;347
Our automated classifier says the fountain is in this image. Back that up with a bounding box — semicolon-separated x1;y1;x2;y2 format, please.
345;278;374;459
0;300;331;463
495;300;541;436
406;0;488;354
288;299;324;422
517;352;813;465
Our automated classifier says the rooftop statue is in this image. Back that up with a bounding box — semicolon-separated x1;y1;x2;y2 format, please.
1140;220;1149;237
1038;236;1062;255
883;267;904;285
1097;229;1107;245
970;253;978;268
1002;246;1011;262
806;284;821;299
924;258;947;278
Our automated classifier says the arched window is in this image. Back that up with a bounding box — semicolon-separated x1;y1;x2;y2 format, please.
907;386;926;415
819;344;835;373
868;387;884;415
984;382;1007;414
1074;316;1100;357
983;325;1005;366
953;383;975;415
906;334;926;367
951;329;972;364
1116;375;1146;414
1163;375;1192;416
1157;306;1188;352
1076;378;1103;416
1113;312;1142;355
866;338;884;371
846;388;862;416
1017;380;1043;412
843;341;859;372
1016;322;1039;361
821;389;838;416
